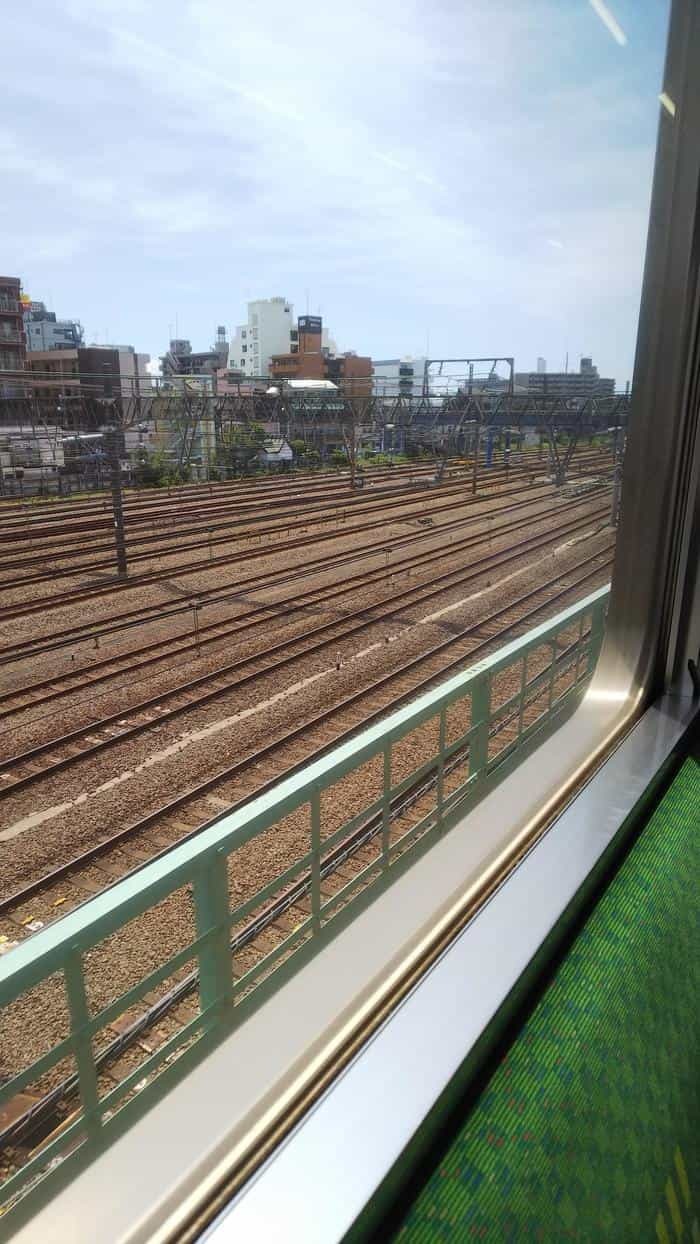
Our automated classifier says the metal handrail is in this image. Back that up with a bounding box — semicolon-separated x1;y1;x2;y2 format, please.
0;585;608;1219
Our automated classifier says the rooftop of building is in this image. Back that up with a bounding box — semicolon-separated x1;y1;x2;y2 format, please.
260;437;292;453
283;378;338;390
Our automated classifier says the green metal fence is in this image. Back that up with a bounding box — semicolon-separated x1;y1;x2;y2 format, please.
0;585;608;1225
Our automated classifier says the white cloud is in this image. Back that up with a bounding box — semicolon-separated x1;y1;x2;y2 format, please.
130;191;228;235
0;130;115;204
0;0;669;381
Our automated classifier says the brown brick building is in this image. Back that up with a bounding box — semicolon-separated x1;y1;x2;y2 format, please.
269;316;371;395
324;351;372;397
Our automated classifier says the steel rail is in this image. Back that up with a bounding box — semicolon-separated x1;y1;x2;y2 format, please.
0;510;612;795
0;458;452;532
0;467;477;574
0;450;608;554
0;635;587;1156
0;477;612;650
0;553;612;921
0;445;586;532
0;459;611;598
0;496;610;716
0;457;492;548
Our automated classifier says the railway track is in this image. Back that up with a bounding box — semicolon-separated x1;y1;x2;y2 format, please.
0;492;611;717
0;465;472;581
0;455;611;605
0;449;515;543
0;506;611;793
0;546;612;924
0;459;467;560
0;474;612;660
0;449;608;552
0;473;566;613
0;454;615;1195
0;570;604;1168
0;447;585;537
0;456;450;532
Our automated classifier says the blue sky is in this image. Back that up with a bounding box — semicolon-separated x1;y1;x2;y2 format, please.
1;0;670;386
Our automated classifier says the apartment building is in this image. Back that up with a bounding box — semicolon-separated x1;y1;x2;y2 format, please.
24;301;83;352
372;357;426;400
514;357;615;397
27;345;152;400
269;316;371;395
0;276;27;396
229;298;296;377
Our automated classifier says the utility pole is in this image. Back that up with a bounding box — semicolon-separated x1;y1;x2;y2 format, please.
134;352;142;422
104;424;127;577
342;396;360;489
611;457;623;527
471;413;482;495
610;425;625;527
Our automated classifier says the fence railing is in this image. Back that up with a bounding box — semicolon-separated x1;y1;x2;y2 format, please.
0;586;608;1223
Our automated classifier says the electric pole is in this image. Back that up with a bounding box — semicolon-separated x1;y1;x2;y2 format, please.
104;424;127;576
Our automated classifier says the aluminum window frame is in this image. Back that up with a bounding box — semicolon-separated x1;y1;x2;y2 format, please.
598;0;700;705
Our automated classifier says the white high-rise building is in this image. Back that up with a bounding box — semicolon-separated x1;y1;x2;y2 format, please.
372;357;426;400
229;298;295;377
229;297;338;377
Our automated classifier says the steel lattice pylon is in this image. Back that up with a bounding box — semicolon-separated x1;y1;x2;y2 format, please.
0;391;630;489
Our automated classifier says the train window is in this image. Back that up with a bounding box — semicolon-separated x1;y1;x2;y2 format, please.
4;0;700;1239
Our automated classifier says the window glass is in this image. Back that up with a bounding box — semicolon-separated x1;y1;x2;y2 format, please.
0;0;673;1224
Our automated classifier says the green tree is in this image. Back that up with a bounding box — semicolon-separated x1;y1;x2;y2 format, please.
133;449;169;487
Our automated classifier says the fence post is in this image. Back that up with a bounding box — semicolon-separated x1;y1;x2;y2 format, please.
64;946;101;1140
469;673;491;782
382;742;392;865
587;598;607;675
436;707;446;830
518;654;528;737
311;789;322;934
548;636;558;710
194;849;232;1025
574;609;586;686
